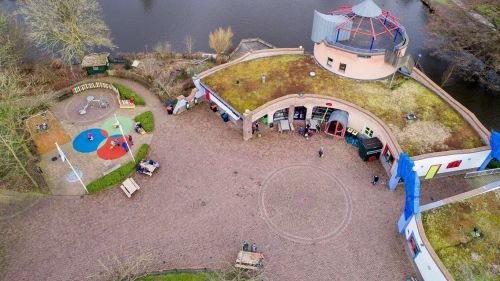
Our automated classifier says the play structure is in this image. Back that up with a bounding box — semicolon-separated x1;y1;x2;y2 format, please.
311;0;412;79
25;111;71;154
71;82;135;109
79;96;110;115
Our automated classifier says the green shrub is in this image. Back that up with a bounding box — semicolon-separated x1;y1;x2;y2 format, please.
134;111;154;133
134;143;150;164
113;83;145;105
87;144;150;193
487;159;500;169
124;59;131;70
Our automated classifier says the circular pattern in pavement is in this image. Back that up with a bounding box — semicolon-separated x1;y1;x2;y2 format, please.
259;164;352;244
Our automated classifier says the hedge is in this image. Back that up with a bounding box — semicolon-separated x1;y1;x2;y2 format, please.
487;159;500;169
134;111;154;132
87;144;150;193
112;83;145;105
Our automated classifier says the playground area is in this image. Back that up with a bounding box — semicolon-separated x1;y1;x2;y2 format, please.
36;81;153;195
25;111;71;154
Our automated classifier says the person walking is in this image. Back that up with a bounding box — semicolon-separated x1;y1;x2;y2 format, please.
372;175;380;185
128;134;133;145
242;241;249;251
87;132;94;141
319;147;324;158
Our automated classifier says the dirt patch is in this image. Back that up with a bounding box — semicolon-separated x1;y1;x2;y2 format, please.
25;111;71;154
390;121;452;155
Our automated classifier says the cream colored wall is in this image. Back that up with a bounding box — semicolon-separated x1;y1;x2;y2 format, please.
313;41;396;80
249;94;402;174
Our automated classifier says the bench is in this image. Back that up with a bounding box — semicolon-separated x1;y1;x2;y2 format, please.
120;177;141;198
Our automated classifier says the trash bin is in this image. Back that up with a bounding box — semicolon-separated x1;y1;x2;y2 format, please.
221;113;229;122
166;102;174;115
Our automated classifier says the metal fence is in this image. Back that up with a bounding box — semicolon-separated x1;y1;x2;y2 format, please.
464;168;500;178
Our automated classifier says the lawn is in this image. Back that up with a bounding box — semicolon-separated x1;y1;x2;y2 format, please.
113;83;146;105
421;190;500;281
87;144;149;193
202;55;483;156
135;111;154;132
136;272;213;281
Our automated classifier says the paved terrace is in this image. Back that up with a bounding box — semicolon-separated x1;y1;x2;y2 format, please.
0;79;482;281
201;55;485;156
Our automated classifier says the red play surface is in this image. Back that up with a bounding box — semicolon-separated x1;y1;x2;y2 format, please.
96;136;129;160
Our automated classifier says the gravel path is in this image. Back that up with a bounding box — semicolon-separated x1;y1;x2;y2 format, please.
0;78;471;281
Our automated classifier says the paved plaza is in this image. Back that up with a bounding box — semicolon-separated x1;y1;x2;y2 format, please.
0;79;478;281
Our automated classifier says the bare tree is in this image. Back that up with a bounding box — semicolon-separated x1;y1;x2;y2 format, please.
208;268;266;281
0;7;25;68
154;40;172;59
185;34;195;58
208;27;234;63
18;0;115;67
97;252;153;281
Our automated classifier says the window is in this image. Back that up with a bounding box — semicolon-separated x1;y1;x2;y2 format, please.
93;66;99;71
363;126;374;138
273;108;289;121
447;160;462;169
357;54;371;59
312;106;334;121
339;63;347;72
294;106;307;120
327;57;333;67
407;233;420;258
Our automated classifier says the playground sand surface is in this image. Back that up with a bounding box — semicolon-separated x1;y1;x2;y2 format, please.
27;112;71;154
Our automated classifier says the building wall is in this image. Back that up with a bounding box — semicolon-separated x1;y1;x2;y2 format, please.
413;149;492;178
249;94;402;174
313;41;396;80
403;215;449;281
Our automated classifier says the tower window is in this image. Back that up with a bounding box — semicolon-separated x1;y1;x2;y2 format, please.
327;57;333;67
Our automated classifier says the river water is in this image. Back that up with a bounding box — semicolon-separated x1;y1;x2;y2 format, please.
2;0;498;130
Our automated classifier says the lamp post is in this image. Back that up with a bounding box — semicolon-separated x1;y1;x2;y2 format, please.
415;54;422;69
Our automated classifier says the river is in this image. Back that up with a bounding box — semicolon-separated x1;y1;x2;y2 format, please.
1;0;498;130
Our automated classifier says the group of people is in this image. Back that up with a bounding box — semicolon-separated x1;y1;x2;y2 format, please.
87;132;133;152
242;241;258;253
35;122;49;133
298;123;321;139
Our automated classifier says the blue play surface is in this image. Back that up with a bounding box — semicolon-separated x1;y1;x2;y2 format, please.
72;128;108;153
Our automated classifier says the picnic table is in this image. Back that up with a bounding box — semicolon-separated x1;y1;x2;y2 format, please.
120;177;141;198
278;119;291;134
235;251;264;270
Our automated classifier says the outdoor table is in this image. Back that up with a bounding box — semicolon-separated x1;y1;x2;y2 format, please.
279;119;290;132
235;251;264;270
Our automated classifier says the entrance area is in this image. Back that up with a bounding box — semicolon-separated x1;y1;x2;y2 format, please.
324;110;349;138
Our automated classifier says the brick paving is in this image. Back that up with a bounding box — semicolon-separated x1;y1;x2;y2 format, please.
0;78;474;281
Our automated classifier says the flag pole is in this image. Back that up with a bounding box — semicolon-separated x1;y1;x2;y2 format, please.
56;142;88;193
114;114;136;163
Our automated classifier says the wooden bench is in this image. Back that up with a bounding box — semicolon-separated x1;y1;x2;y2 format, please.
120;177;141;198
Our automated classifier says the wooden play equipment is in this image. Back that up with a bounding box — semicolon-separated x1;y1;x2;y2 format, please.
120;177;141;198
71;82;136;109
235;251;264;271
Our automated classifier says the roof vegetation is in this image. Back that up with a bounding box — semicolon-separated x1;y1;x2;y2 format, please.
202;55;483;156
421;190;500;281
